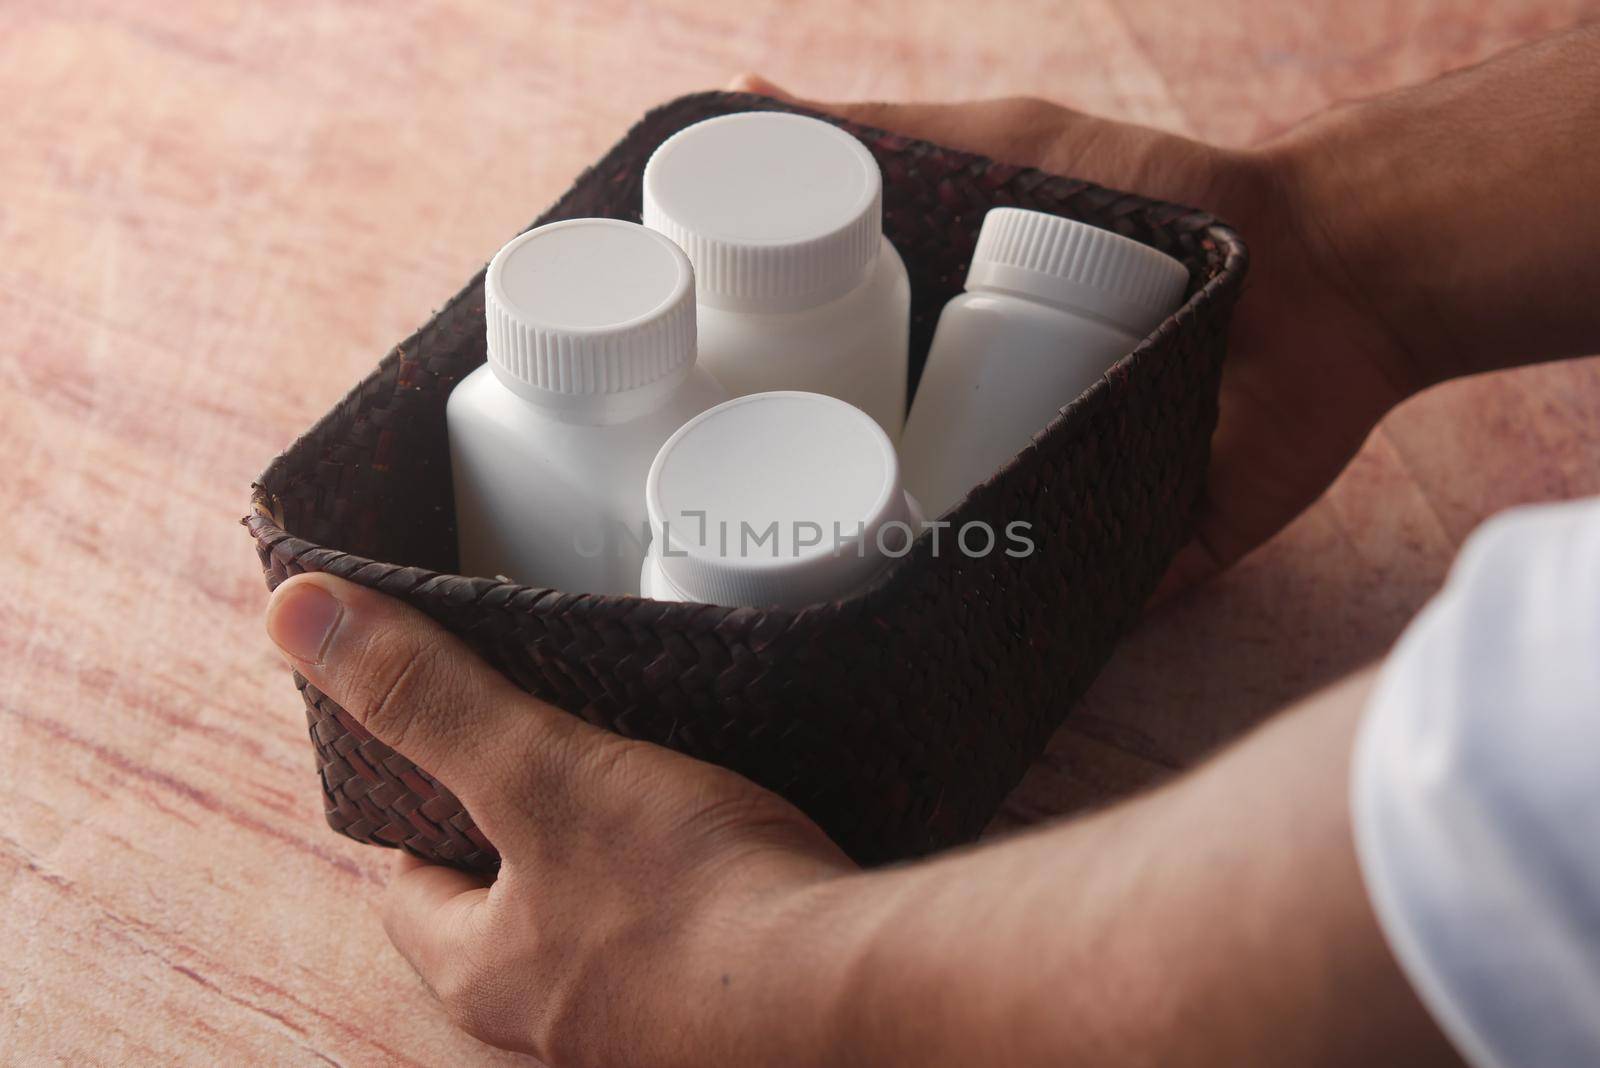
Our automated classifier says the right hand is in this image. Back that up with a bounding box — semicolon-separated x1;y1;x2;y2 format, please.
729;75;1427;597
266;573;862;1066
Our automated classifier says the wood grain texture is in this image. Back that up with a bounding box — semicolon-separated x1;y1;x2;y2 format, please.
2;1;1597;1062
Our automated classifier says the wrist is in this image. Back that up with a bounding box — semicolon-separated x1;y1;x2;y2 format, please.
677;865;889;1067
803;866;928;1065
735;865;933;1066
1262;27;1600;382
1257;106;1454;395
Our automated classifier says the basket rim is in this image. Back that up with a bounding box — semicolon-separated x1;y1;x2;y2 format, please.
245;89;1248;629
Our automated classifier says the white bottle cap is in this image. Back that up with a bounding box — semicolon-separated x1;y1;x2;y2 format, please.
642;112;883;313
484;218;696;398
965;207;1190;336
645;392;916;607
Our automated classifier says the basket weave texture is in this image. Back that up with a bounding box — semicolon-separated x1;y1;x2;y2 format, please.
247;91;1247;871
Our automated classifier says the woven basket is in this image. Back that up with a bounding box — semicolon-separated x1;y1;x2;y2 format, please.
247;91;1247;871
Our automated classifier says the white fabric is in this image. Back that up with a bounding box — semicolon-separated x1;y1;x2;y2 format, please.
1354;496;1600;1068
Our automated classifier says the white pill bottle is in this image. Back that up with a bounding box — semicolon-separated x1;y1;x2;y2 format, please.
640;392;922;608
448;218;727;595
642;112;911;439
900;207;1190;517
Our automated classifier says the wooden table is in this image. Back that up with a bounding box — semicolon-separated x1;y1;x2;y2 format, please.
4;2;1597;1062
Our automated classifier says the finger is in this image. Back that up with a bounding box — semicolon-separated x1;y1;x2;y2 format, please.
264;572;594;835
829;97;1075;166
382;852;491;996
726;70;975;134
1148;536;1225;607
729;80;1087;173
732;83;1232;212
726;71;1066;162
725;72;795;98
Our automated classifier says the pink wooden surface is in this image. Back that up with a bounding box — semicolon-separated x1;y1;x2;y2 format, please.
3;1;1598;1062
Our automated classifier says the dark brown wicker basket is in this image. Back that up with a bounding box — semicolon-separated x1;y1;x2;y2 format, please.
247;91;1247;871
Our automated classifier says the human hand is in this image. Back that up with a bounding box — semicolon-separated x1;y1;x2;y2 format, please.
265;572;861;1066
727;75;1426;595
263;574;1458;1068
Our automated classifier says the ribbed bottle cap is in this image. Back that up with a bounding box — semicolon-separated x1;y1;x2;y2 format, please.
965;207;1190;336
645;392;915;607
484;218;696;397
642;112;883;312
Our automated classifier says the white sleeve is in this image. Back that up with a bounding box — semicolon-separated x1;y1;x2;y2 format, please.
1353;496;1600;1068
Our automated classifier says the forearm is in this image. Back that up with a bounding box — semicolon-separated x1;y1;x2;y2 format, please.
1269;23;1600;387
789;671;1459;1067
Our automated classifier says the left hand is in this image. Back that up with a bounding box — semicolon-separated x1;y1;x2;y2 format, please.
265;573;859;1066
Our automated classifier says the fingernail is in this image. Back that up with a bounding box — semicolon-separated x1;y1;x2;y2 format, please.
267;580;345;665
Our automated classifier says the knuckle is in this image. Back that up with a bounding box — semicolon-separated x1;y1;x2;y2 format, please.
349;632;450;754
483;713;592;822
575;735;657;791
998;94;1064;125
565;737;685;826
685;782;818;855
565;739;824;853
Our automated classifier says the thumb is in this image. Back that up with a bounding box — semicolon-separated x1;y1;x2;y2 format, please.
264;572;590;846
